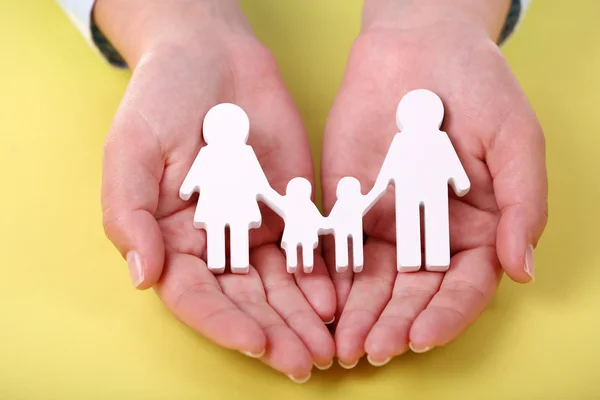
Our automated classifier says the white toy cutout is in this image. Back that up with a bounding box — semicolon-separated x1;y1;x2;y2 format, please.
368;89;470;272
180;90;470;275
179;103;275;274
266;177;327;274
324;177;379;273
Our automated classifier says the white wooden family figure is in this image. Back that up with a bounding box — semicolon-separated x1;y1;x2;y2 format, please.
180;89;470;275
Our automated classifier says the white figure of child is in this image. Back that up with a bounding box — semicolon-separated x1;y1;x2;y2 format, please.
179;103;274;274
369;89;471;272
325;177;379;273
265;177;326;273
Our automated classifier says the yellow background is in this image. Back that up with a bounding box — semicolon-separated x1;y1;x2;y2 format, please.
1;1;598;398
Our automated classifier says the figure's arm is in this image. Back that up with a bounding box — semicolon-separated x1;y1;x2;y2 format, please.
260;186;287;217
442;134;471;197
246;149;287;216
361;192;382;215
362;134;400;212
363;178;391;214
319;216;331;233
318;207;334;234
179;150;205;201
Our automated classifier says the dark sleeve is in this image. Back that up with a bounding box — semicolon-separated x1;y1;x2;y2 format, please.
91;17;127;68
498;0;530;45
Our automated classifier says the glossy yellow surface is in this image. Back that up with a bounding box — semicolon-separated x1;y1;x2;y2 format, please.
1;1;598;398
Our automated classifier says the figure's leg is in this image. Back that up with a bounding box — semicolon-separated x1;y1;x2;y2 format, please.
206;224;226;274
423;197;450;271
335;233;349;273
395;196;421;272
230;225;250;274
301;242;315;273
283;241;298;274
351;228;364;273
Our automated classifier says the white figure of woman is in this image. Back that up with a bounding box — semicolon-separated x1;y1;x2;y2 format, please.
179;103;274;274
369;89;471;272
266;177;326;274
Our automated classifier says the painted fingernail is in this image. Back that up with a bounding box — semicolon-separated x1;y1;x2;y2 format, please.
288;372;311;384
409;342;432;353
241;349;265;359
325;316;335;325
525;244;535;281
338;359;359;369
367;354;391;367
314;360;334;370
126;251;144;288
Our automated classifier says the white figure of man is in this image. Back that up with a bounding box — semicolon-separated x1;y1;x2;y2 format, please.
266;177;326;273
325;177;379;273
369;89;471;272
179;103;275;274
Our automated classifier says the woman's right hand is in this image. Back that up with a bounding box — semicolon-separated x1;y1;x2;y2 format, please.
98;0;335;381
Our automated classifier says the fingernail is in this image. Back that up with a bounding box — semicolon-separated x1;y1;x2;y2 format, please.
288;372;311;384
338;359;359;369
525;244;535;281
409;342;432;353
314;360;334;370
126;251;144;288
324;316;335;325
367;354;391;367
241;349;265;359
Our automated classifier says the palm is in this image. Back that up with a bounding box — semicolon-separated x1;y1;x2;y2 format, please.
102;36;335;379
322;23;544;365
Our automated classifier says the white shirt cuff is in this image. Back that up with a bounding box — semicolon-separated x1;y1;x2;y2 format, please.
55;0;127;67
55;0;97;46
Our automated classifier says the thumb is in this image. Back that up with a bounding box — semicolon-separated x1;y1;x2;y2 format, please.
488;110;548;283
101;104;165;289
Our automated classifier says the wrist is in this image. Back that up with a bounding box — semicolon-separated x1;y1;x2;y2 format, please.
362;0;512;42
93;0;253;67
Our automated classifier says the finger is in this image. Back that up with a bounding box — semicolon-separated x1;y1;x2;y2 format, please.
487;109;548;283
217;256;313;380
323;235;353;324
294;252;336;324
232;54;336;325
409;246;502;351
364;271;442;365
334;239;396;368
320;73;397;327
154;252;266;356
253;245;335;370
101;104;165;289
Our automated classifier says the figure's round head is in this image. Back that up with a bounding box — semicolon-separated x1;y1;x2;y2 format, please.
202;103;250;145
286;177;312;198
396;89;444;131
336;176;361;198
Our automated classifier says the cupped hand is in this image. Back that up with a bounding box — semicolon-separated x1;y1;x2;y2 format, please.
99;1;335;380
322;8;548;367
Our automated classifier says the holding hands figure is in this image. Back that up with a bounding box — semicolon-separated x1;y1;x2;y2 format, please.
326;177;379;273
86;0;548;381
368;89;470;272
264;178;326;274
